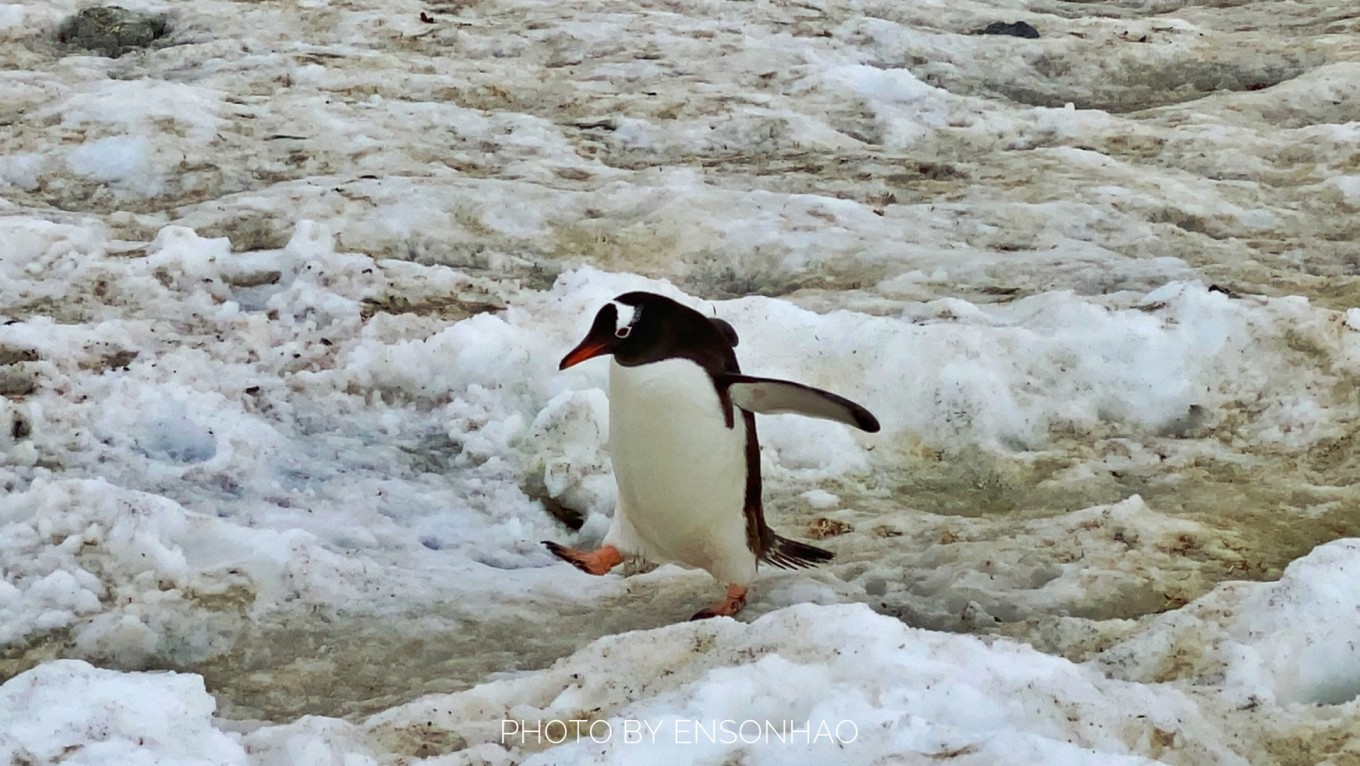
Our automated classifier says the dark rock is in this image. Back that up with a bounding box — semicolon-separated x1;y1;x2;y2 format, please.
11;412;30;440
522;477;586;531
980;21;1040;39
56;6;169;58
537;492;586;532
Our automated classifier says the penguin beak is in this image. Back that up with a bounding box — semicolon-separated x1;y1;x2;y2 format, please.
559;337;613;369
559;307;619;370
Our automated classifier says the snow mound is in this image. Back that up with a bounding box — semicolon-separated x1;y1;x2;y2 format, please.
1102;538;1360;706
355;604;1241;766
0;659;246;766
0;477;336;663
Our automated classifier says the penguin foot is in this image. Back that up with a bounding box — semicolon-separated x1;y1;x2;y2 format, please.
690;584;747;620
542;542;623;575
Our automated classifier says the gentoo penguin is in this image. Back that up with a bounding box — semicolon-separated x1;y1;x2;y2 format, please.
544;291;880;620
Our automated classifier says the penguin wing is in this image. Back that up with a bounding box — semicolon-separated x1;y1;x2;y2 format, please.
722;374;881;433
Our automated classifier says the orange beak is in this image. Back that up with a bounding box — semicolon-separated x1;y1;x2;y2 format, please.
560;306;620;370
559;339;612;370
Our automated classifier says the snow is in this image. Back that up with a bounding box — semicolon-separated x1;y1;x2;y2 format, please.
0;4;22;31
0;660;248;766
54;80;226;145
1102;538;1360;708
67;135;161;195
16;549;1353;764
3;0;1360;763
800;489;839;510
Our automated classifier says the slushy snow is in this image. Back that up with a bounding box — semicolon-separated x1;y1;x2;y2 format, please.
3;0;1360;764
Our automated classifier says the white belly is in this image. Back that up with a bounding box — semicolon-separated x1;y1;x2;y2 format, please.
604;358;757;585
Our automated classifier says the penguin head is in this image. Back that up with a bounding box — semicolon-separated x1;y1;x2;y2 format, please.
559;291;737;370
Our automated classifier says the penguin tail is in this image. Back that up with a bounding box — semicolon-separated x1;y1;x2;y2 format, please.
761;534;834;569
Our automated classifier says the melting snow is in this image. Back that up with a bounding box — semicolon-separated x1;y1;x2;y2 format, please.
3;0;1360;764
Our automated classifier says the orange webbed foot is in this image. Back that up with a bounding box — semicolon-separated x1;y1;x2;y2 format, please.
690;583;748;620
542;541;624;576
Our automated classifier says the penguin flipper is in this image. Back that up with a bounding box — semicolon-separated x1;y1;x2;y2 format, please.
723;374;880;433
762;534;833;569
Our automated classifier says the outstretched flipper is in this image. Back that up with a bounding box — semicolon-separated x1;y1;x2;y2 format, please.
542;541;624;575
761;533;834;569
723;374;880;433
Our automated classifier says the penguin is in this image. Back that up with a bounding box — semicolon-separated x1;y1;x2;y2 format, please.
544;291;880;620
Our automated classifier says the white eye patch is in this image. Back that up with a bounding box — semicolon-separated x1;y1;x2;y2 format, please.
612;301;639;337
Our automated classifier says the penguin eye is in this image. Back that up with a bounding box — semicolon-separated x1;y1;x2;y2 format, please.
615;326;631;339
